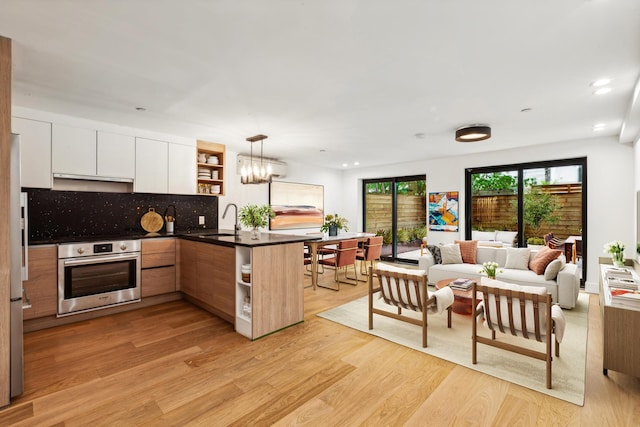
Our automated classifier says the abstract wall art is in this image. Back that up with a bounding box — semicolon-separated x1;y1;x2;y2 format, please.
428;191;459;232
269;181;324;230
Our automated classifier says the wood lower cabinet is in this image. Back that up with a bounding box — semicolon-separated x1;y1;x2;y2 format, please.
599;264;640;378
23;245;58;320
178;240;235;323
141;238;176;297
178;240;197;296
235;242;304;340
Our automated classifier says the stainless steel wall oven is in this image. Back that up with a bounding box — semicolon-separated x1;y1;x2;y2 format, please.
57;239;141;316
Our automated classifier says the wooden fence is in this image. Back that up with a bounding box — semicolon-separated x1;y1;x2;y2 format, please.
472;184;582;240
365;194;426;233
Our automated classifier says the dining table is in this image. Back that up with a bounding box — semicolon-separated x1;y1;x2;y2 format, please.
304;232;376;290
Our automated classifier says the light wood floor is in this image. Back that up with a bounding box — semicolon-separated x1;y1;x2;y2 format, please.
1;271;639;426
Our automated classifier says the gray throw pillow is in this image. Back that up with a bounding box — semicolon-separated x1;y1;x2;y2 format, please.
427;245;442;264
440;244;463;265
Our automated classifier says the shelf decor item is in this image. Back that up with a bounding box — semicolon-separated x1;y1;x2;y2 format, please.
479;261;501;279
239;204;275;239
604;240;625;267
320;213;349;236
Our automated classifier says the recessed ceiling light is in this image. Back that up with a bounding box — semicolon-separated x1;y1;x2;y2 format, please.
342;163;348;167
319;149;326;153
593;87;612;95
593;123;606;131
591;78;611;87
135;107;146;111
353;162;360;166
414;132;425;139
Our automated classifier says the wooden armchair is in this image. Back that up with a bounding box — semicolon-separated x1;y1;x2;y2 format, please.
369;263;452;347
472;280;566;389
543;232;565;249
318;239;358;290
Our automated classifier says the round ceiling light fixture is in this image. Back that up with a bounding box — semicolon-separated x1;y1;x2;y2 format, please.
455;124;491;142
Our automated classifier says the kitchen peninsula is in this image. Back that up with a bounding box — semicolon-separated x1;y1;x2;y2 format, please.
180;231;314;340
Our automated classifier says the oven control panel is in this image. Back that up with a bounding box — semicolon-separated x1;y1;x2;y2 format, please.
94;243;113;253
58;239;141;258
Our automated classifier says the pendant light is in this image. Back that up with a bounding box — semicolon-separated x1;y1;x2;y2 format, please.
240;134;273;184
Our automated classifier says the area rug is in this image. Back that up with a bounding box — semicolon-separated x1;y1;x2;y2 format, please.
318;292;589;406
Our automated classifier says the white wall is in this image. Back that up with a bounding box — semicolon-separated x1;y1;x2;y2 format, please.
343;136;636;292
217;153;344;234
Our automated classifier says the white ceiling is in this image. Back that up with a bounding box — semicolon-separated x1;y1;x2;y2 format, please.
2;0;640;170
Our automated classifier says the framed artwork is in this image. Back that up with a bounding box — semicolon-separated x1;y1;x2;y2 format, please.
429;191;459;232
269;181;324;230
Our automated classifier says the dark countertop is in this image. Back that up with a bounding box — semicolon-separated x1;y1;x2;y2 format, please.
180;230;318;248
30;229;319;248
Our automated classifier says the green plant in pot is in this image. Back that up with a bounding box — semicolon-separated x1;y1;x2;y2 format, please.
320;213;348;236
238;204;275;240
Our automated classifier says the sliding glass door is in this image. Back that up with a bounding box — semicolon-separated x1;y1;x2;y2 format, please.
466;158;586;284
363;175;426;263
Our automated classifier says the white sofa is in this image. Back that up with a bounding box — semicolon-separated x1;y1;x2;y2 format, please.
418;246;580;309
471;230;518;247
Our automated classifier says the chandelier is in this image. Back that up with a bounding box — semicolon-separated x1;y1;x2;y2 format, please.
240;134;272;184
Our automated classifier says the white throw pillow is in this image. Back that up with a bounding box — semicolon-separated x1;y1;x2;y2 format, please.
440;244;463;264
544;255;566;280
504;248;531;270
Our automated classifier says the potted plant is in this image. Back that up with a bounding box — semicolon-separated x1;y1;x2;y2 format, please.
526;236;546;250
238;204;275;239
320;213;349;236
604;240;625;267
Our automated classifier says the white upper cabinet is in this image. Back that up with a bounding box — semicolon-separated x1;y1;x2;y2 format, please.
11;117;52;188
135;137;168;193
97;131;135;179
51;123;96;176
168;143;196;195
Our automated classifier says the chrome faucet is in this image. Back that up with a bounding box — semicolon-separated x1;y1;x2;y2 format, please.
222;203;241;235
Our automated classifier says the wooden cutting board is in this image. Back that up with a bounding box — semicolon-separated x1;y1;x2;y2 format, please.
141;208;164;233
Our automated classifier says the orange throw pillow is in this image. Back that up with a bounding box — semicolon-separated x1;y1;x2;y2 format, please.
455;240;478;264
529;246;562;275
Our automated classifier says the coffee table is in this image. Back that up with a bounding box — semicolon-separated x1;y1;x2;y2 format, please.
435;278;479;315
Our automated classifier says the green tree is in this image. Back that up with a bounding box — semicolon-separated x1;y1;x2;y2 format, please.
521;187;560;237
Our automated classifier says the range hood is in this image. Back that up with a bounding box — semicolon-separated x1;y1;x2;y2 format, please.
52;173;134;193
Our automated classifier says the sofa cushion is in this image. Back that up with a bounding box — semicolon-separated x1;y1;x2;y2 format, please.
496;231;518;246
476;247;507;267
472;230;496;241
455;240;478;264
426;245;442;264
504;248;531;270
544;255;566;280
440;244;463;264
529;246;562;275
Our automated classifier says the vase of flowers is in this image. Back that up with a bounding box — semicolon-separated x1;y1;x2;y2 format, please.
479;261;501;280
604;240;625;267
320;214;349;236
239;204;275;240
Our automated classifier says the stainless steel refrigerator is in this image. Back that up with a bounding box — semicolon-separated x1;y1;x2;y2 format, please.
9;133;28;398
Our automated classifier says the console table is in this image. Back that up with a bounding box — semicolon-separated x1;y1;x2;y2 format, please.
599;264;640;378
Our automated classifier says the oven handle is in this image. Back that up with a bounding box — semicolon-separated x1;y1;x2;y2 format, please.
63;253;140;266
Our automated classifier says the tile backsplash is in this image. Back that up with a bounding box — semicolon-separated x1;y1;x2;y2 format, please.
26;188;219;242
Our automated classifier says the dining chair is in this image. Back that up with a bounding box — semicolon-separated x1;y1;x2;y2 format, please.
318;239;358;289
356;236;383;278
